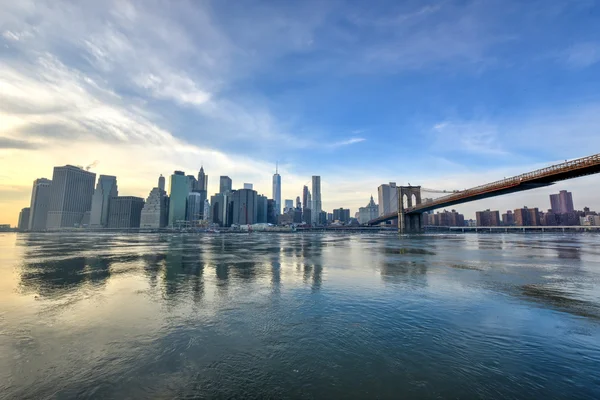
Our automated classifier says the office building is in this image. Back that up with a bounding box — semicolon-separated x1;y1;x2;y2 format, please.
502;210;515;226
89;175;118;228
302;186;309;210
267;199;277;224
296;196;301;209
358;195;379;224
244;183;253;190
327;213;333;223
219;176;232;194
231;189;258;225
107;196;145;228
284;199;294;212
333;208;351;223
319;211;327;225
158;174;165;191
197;166;208;191
257;195;268;223
140;186;168;229
476;209;501;227
211;192;232;227
378;182;398;216
28;178;52;231
311;176;322;224
18;208;30;231
303;208;312;225
168;171;189;226
186;175;197;193
549;190;574;214
273;166;281;216
186;192;204;223
46;165;96;229
191;190;208;219
203;199;211;221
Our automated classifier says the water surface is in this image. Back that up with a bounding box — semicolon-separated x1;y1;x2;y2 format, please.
1;232;600;399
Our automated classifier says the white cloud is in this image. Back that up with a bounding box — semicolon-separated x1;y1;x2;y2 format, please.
561;42;600;69
329;137;366;148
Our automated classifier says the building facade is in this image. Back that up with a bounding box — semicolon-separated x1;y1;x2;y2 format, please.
502;210;515;226
18;208;30;231
333;208;351;223
476;209;501;226
550;190;574;214
197;166;208;191
140;187;168;228
311;176;322;224
107;196;145;228
219;176;232;194
186;192;204;223
358;196;378;224
89;175;118;228
46;165;96;229
231;189;258;225
257;195;268;223
158;175;165;191
514;207;541;226
272;168;281;216
28;178;52;231
168;171;189;227
378;182;398;216
267;199;277;224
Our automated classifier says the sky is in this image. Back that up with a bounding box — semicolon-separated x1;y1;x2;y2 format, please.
1;0;600;226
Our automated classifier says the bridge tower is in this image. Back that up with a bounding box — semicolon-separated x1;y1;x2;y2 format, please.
398;186;423;233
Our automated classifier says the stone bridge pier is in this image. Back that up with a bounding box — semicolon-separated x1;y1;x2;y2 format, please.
398;186;423;233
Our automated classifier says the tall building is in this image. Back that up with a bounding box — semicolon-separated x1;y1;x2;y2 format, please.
272;165;281;216
202;199;211;221
197;166;208;191
476;209;501;226
28;178;52;231
333;208;350;223
231;189;258;225
502;210;515;226
89;175;118;228
186;175;197;193
550;190;574;214
211;192;232;227
358;195;378;224
267;199;277;224
191;190;208;219
46;165;96;229
168;171;189;227
244;183;253;190
140;186;168;229
219;176;232;194
257;195;268;223
18;208;30;231
378;182;398;216
158;174;165;191
107;196;145;228
311;176;322;224
186;192;204;223
514;207;540;226
302;186;309;210
284;199;294;212
296;196;301;209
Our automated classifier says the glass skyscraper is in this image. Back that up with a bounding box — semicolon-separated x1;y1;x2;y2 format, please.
90;175;118;228
168;171;189;227
272;165;281;216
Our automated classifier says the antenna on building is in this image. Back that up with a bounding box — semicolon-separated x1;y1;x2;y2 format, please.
276;161;278;174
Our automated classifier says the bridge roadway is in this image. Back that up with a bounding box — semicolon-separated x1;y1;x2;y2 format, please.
368;152;600;226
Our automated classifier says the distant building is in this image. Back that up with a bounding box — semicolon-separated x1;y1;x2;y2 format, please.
219;176;232;194
90;175;118;228
427;209;464;227
158;174;166;191
333;208;351;223
140;186;168;229
303;208;312;225
244;183;253;190
378;182;397;216
514;207;540;226
203;199;211;221
257;195;268;223
311;176;322;224
267;199;277;224
186;175;197;193
28;178;52;231
318;211;327;225
327;213;333;223
107;196;145;228
273;166;281;216
231;189;258;225
581;215;600;226
186;192;204;223
476;209;501;226
302;186;309;210
168;171;189;227
296;196;301;209
211;192;233;227
46;165;96;229
550;190;574;214
501;210;515;226
284;199;294;212
18;207;30;231
197;166;208;191
358;195;378;224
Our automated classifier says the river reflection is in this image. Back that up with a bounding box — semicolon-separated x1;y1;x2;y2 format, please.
1;232;600;399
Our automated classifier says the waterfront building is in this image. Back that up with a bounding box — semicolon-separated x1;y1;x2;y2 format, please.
358;195;378;224
211;192;232;227
89;175;118;228
186;192;204;224
333;208;351;223
197;166;208;191
231;189;258;225
203;199;210;221
168;171;189;227
18;208;30;231
257;195;268;223
284;199;294;213
377;182;397;216
272;166;281;216
476;209;501;226
140;186;168;229
46;165;96;229
267;199;277;224
502;210;515;226
311;176;322;224
28;178;52;231
219;176;232;194
514;207;540;226
550;190;574;214
303;208;312;225
107;196;145;228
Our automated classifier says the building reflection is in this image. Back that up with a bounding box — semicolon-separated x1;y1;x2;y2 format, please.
161;235;205;302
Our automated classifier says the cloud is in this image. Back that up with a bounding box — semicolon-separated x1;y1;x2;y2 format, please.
329;137;366;148
0;137;38;150
432;121;508;156
561;42;600;69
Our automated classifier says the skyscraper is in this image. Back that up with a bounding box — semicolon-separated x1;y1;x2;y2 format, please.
296;196;301;209
378;182;398;216
186;192;204;223
140;187;168;228
231;189;258;225
284;199;294;212
203;199;211;221
46;165;96;229
18;208;30;231
197;166;208;191
244;183;253;190
219;176;232;194
168;171;189;227
90;175;118;228
186;175;197;192
550;190;574;214
311;176;322;225
158;174;165;191
302;186;309;210
272;164;281;216
257;195;268;223
107;196;145;228
28;178;52;231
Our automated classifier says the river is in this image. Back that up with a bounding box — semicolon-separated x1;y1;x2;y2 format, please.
1;232;599;399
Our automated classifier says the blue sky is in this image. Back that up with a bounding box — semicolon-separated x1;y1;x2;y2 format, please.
1;0;600;224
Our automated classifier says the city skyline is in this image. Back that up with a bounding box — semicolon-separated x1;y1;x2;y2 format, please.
2;1;600;225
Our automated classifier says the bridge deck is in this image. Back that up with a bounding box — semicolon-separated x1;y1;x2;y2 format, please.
368;152;600;225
